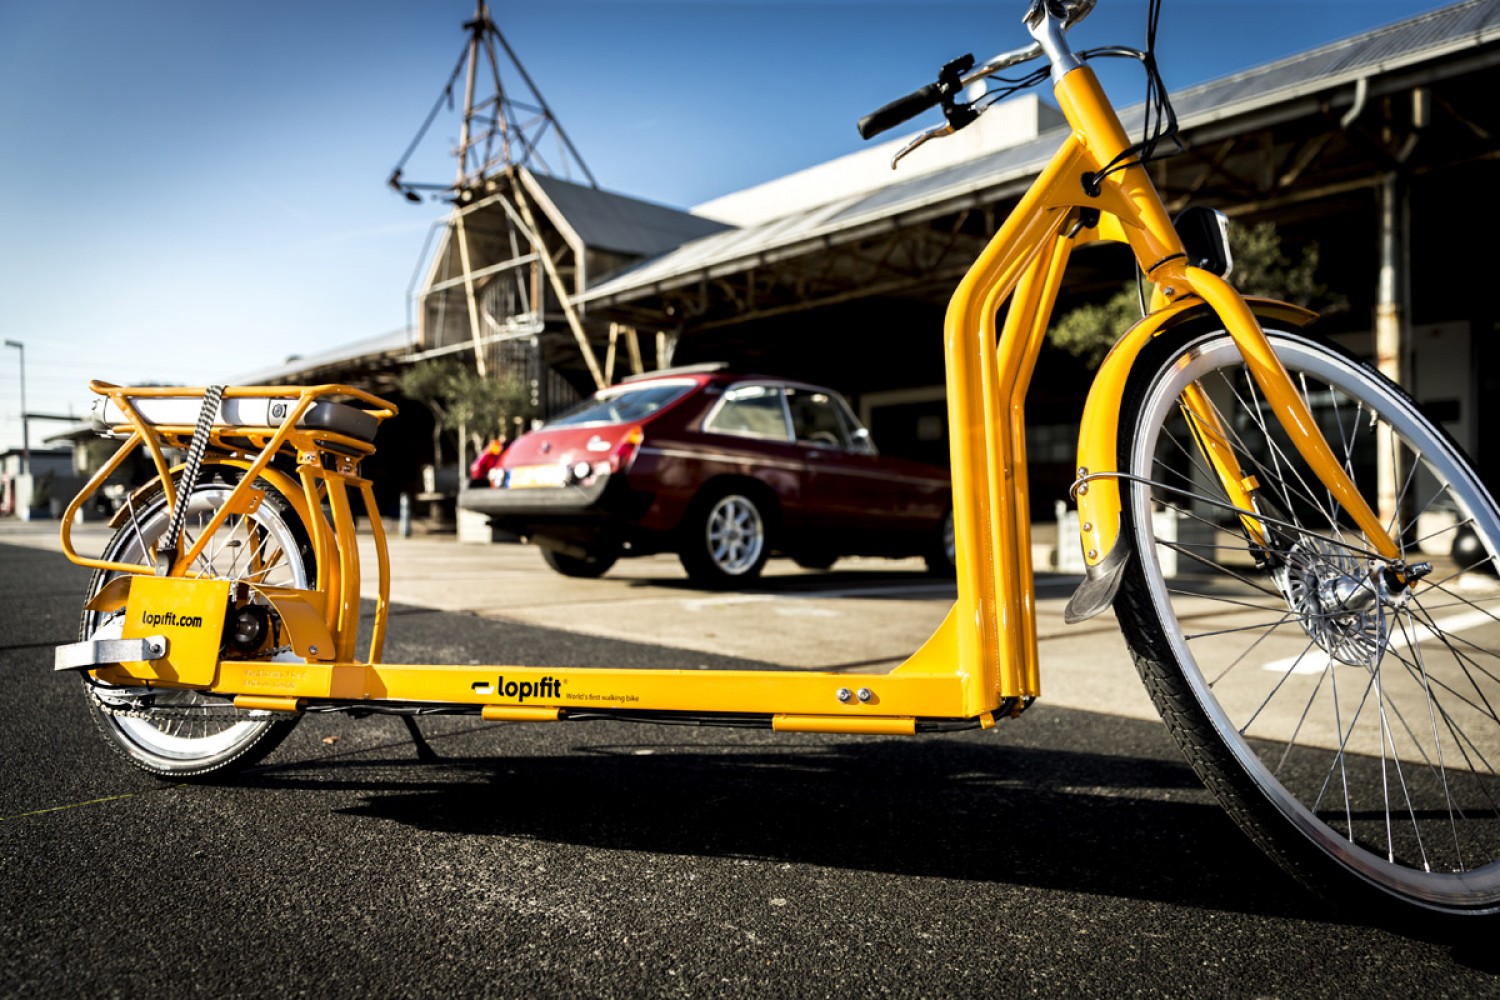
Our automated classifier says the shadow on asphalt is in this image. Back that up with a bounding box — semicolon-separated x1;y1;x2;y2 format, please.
603;565;1080;600
614;566;956;596
240;709;1322;922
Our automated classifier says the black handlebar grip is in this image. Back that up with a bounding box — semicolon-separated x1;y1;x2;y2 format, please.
857;82;942;140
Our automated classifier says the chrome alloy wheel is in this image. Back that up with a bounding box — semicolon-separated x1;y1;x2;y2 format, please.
705;494;766;576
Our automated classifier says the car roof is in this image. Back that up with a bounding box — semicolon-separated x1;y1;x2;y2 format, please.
617;362;728;384
614;366;840;396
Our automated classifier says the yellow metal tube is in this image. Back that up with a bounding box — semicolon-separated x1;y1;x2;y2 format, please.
59;431;148;573
772;715;917;736
360;481;391;664
482;705;562;723
1178;380;1269;548
233;695;303;713
324;476;363;663
943;139;1087;711
1185;267;1399;560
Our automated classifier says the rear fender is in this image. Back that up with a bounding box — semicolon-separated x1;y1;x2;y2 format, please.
107;460;336;619
108;462;318;539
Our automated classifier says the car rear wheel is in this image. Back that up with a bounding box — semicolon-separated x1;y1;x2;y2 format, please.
540;544;619;579
679;489;771;587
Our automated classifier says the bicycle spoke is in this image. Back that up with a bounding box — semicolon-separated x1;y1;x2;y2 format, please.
1124;328;1500;905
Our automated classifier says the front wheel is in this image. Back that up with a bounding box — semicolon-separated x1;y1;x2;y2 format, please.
540;544;619;579
1116;326;1500;919
79;470;313;779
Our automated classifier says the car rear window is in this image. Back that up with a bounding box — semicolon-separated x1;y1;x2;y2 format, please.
546;383;694;428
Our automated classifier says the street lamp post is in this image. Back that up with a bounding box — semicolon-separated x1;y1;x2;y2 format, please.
4;339;27;475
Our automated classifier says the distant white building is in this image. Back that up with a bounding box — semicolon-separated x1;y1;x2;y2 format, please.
693;95;1066;227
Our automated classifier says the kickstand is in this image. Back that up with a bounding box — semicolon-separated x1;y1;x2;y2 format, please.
401;715;440;763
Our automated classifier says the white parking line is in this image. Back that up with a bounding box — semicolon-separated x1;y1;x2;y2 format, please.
1262;608;1499;675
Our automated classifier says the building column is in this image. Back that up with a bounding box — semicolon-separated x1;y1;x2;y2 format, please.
1375;170;1410;536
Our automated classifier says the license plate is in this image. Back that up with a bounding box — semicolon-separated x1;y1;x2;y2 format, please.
506;464;569;489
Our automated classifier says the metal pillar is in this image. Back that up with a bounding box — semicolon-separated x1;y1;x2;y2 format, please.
3;339;27;475
1375;170;1410;534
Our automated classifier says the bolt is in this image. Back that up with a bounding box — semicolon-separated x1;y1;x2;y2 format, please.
836;687;853;703
1087;549;1099;561
1163;286;1176;296
857;688;873;703
308;645;319;656
1081;522;1092;532
148;643;161;656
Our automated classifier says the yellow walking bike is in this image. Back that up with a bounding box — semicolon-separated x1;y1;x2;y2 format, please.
55;0;1500;920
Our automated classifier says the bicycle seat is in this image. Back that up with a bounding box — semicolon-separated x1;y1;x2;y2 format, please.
91;394;380;445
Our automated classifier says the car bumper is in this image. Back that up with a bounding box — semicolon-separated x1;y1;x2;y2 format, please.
459;473;614;518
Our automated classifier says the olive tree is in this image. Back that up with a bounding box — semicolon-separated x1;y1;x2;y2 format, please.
398;358;533;481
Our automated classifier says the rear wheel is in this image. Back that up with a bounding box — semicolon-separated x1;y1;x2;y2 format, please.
1116;326;1500;918
80;470;312;779
679;488;770;587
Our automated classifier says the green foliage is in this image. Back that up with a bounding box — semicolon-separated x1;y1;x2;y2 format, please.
1048;221;1344;369
1227;221;1337;307
398;357;534;451
1049;291;1144;369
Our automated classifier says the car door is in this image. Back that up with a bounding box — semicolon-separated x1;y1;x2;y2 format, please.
785;385;909;533
697;381;807;514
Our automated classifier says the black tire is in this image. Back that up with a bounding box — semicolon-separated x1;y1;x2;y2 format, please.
1115;324;1500;919
79;469;312;779
678;487;771;587
540;544;619;579
924;509;956;577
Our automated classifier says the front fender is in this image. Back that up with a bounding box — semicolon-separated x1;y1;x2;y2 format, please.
1063;296;1316;623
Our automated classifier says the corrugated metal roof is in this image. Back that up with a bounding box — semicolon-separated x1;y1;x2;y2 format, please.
524;170;731;258
581;0;1500;308
232;327;413;386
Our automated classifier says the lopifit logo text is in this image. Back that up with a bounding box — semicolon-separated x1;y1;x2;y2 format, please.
495;675;563;702
140;609;204;629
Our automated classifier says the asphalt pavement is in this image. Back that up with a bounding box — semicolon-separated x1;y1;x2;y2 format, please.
3;520;1499;997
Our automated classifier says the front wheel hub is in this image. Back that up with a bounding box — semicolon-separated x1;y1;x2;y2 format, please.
1275;538;1390;667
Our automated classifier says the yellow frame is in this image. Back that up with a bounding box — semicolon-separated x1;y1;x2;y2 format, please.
61;64;1399;734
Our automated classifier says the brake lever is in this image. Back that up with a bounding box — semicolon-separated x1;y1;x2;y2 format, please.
890;121;956;170
889;55;978;170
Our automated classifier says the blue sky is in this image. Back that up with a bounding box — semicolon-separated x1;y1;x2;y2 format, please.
0;0;1457;453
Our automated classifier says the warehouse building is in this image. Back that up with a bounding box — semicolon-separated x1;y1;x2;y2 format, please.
259;0;1500;510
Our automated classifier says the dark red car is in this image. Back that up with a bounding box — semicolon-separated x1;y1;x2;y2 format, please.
461;366;953;586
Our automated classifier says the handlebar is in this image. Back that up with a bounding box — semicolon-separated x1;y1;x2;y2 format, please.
857;82;945;142
858;55;974;141
856;0;1096;141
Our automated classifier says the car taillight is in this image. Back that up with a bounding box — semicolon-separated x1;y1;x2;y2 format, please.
613;425;644;472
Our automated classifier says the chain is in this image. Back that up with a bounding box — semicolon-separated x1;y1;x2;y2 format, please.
85;646;295;724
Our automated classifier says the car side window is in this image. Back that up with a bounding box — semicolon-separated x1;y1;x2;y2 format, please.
787;388;851;449
704;385;792;441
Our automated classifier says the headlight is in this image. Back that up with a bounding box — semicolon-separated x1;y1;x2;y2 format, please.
1173;206;1232;279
